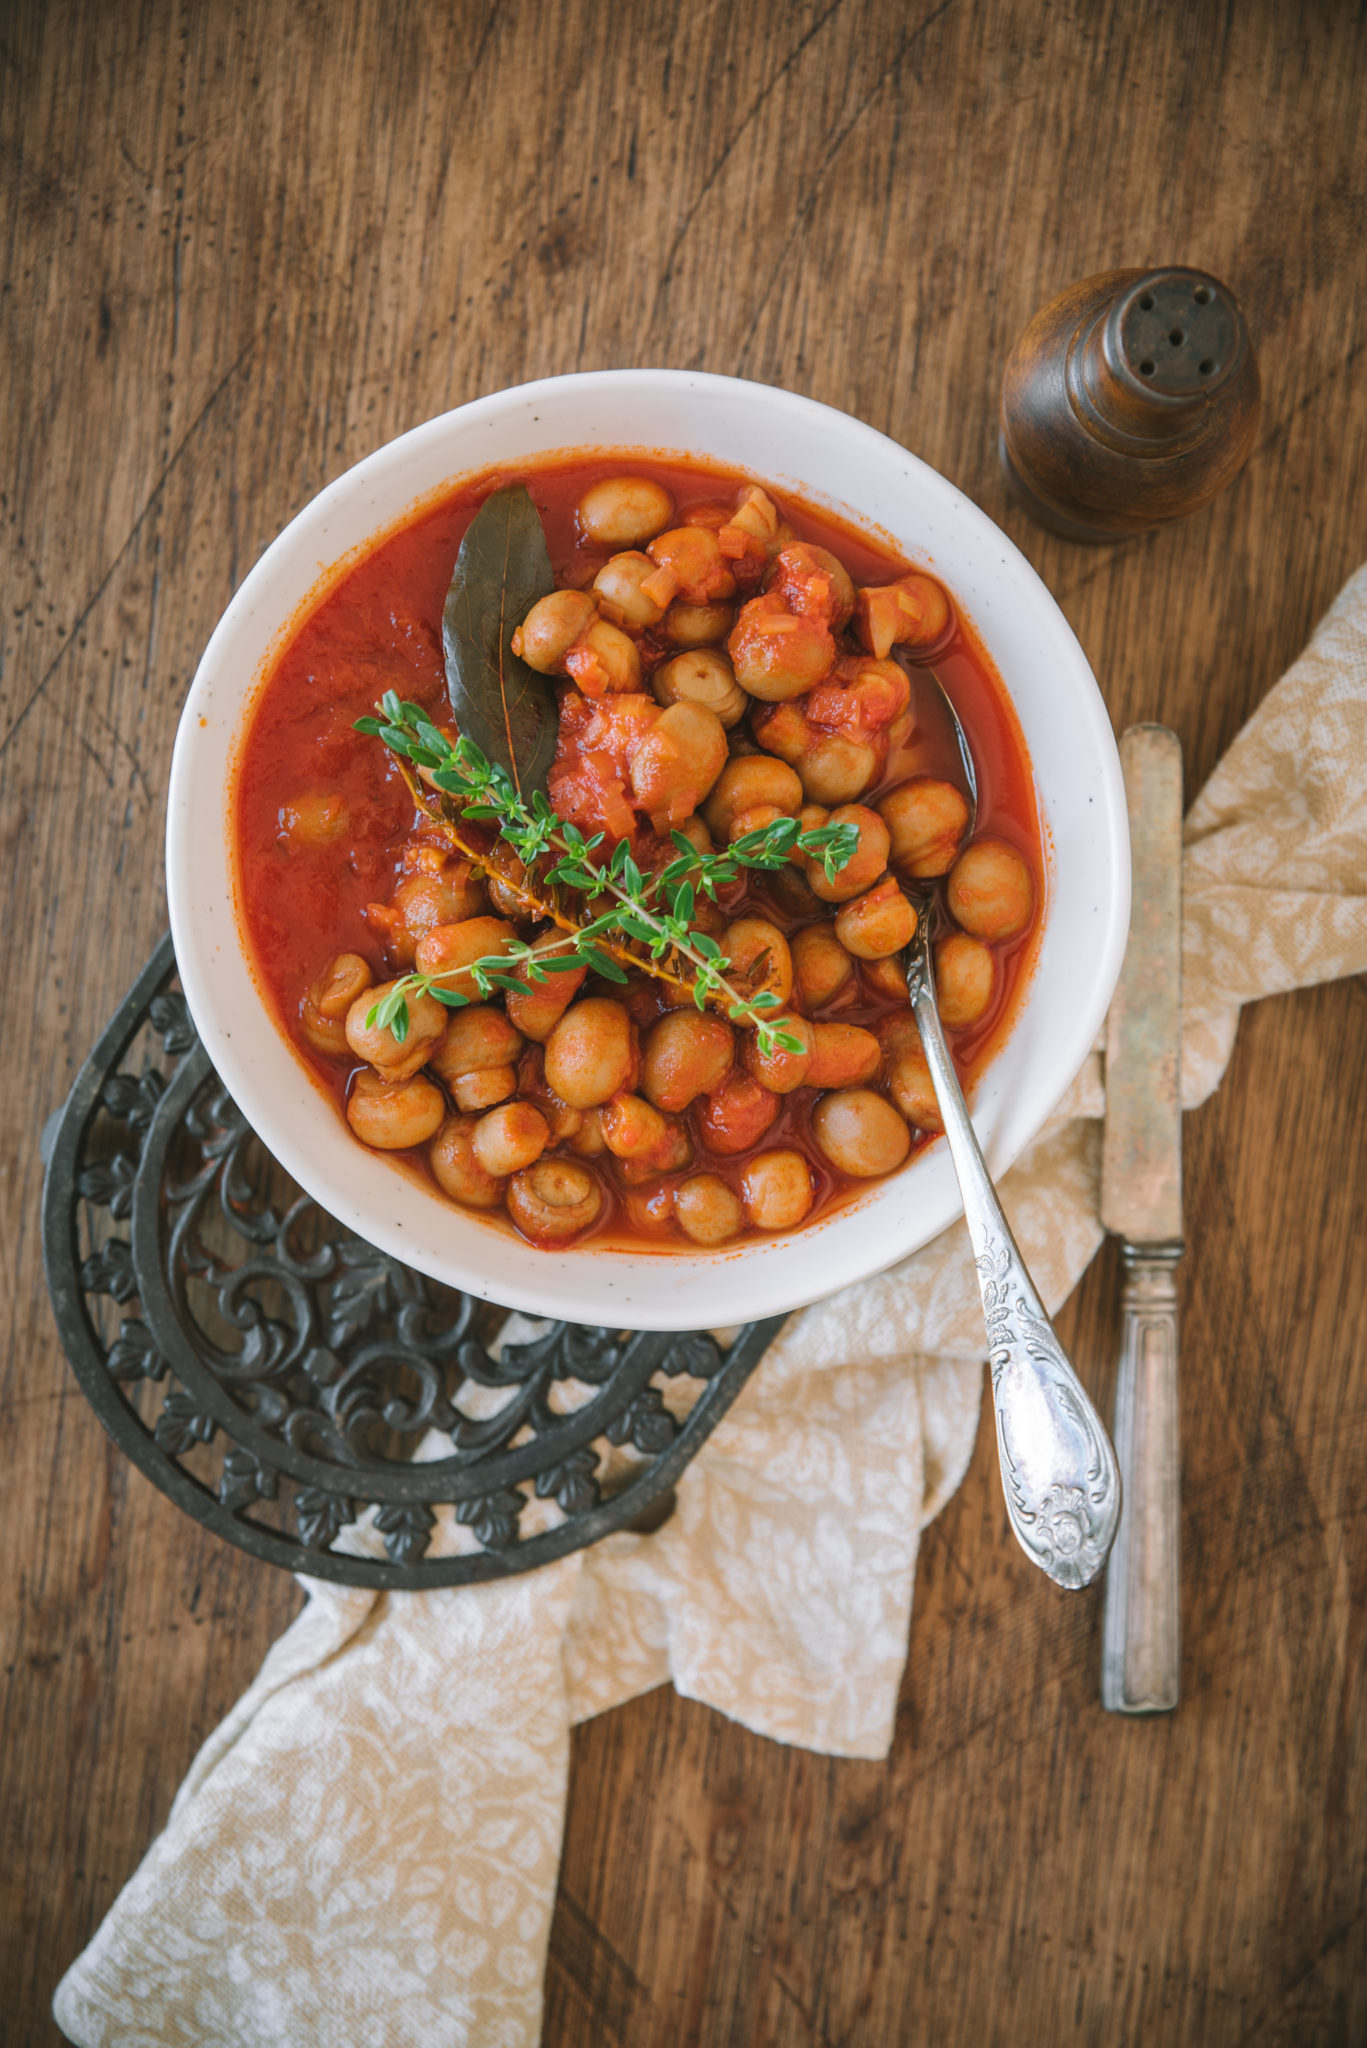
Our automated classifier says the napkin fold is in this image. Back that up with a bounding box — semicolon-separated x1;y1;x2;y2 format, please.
56;568;1367;2048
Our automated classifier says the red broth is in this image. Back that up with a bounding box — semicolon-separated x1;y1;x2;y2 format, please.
232;453;1043;1252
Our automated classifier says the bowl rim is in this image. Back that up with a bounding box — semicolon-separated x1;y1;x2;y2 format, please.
167;368;1130;1328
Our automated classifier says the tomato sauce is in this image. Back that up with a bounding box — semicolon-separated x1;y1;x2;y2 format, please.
232;454;1043;1252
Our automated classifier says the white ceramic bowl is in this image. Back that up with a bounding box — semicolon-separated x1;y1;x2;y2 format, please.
167;370;1129;1330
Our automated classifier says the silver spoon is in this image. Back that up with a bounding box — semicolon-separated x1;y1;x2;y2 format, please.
897;671;1121;1590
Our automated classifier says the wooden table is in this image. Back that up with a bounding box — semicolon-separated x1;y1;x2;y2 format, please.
4;3;1365;2041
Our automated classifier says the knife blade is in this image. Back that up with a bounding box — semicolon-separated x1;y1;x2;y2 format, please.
1101;725;1184;1242
1100;723;1184;1714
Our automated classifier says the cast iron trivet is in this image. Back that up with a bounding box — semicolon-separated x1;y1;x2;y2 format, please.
43;935;784;1590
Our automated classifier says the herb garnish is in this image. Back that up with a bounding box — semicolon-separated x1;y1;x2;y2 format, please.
355;693;856;1055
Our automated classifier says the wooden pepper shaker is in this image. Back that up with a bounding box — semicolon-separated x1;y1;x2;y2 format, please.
1000;267;1260;542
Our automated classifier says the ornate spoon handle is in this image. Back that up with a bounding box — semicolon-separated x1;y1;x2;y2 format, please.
906;937;1121;1589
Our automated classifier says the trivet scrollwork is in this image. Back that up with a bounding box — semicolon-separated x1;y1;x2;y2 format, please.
43;934;784;1590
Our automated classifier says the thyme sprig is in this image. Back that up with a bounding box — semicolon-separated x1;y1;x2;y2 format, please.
355;692;857;1055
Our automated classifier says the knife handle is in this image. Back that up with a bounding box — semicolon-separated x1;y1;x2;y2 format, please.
1101;1244;1182;1713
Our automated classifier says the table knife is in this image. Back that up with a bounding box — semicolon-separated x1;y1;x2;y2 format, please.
1100;724;1184;1714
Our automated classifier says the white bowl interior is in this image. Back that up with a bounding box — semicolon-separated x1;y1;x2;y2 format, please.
167;371;1129;1329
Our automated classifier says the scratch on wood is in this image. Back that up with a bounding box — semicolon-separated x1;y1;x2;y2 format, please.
650;0;849;309
773;1967;840;2048
0;328;262;763
546;1886;654;2042
734;0;960;372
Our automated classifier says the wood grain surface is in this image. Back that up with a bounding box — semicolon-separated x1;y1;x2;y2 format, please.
3;1;1366;2041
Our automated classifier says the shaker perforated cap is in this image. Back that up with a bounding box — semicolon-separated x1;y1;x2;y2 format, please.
1112;269;1244;398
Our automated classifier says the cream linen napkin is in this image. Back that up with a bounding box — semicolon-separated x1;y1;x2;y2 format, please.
56;568;1367;2048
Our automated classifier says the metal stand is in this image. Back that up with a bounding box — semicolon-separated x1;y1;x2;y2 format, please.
43;934;784;1591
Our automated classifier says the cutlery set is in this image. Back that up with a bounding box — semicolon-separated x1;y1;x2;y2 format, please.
910;701;1184;1708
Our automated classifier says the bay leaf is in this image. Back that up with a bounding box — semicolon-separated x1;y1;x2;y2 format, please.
442;483;557;797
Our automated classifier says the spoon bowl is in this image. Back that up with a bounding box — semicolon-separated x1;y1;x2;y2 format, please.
897;664;980;938
931;663;980;838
